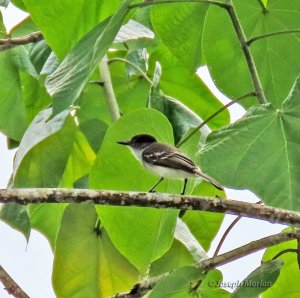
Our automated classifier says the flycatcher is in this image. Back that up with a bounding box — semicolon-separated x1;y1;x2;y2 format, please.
117;134;224;194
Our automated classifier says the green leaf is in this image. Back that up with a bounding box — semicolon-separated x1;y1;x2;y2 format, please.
0;204;30;241
53;204;138;298
232;260;283;298
149;45;230;131
151;2;208;72
0;51;27;141
13;108;73;184
125;48;148;78
203;0;300;107
149;267;229;298
199;75;300;211
149;240;194;277
29;40;52;74
262;229;299;298
46;0;133;115
29;204;67;249
91;109;178;273
22;0;123;59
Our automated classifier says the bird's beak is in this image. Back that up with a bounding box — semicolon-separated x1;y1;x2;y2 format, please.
117;140;131;146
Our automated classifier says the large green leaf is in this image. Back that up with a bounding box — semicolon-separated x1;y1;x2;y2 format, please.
232;260;283;298
151;3;208;72
149;267;229;298
22;0;123;59
91;108;178;273
149;45;230;130
262;230;299;298
0;50;26;140
199;75;300;211
203;0;300;107
53;204;138;298
46;0;133;115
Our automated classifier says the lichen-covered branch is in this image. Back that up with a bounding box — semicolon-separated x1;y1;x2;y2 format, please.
0;265;29;298
0;32;43;51
1;188;300;227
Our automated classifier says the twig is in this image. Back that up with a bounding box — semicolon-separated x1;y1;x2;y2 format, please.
199;231;298;270
99;55;120;121
213;200;262;257
0;265;29;298
226;1;267;104
213;216;241;257
176;91;256;147
1;188;300;227
246;29;300;46
128;0;229;10
0;31;43;51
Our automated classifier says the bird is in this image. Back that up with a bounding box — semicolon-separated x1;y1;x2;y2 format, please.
117;134;224;194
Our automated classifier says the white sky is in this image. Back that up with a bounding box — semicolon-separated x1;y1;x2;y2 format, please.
0;3;285;298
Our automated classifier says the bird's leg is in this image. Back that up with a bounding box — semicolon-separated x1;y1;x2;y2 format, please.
149;177;164;193
181;178;188;195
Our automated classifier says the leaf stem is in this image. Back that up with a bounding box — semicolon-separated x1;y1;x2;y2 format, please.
257;0;268;14
128;0;229;10
247;29;300;46
226;1;267;104
272;248;298;260
108;57;153;85
176;91;256;147
99;55;120;121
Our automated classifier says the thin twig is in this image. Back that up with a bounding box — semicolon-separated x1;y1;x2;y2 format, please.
247;29;300;46
213;216;241;257
213;200;262;257
1;188;300;227
128;0;229;10
0;265;29;298
176;91;256;147
199;231;298;270
99;55;120;121
226;1;267;104
0;31;43;51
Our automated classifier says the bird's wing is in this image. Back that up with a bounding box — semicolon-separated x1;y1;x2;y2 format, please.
142;144;197;173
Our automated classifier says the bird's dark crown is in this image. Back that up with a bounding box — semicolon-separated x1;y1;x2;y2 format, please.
131;134;157;144
117;134;157;149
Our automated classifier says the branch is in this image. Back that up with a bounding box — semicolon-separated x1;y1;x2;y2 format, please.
0;265;29;298
1;188;300;226
247;29;300;46
99;55;120;121
128;0;229;10
199;231;298;270
0;32;43;51
226;1;267;104
111;231;298;298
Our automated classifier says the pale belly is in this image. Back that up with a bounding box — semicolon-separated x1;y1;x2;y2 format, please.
143;162;196;179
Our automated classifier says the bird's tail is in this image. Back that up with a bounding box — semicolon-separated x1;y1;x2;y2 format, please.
194;169;224;191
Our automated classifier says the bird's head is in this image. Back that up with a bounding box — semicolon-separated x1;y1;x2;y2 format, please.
117;134;157;150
